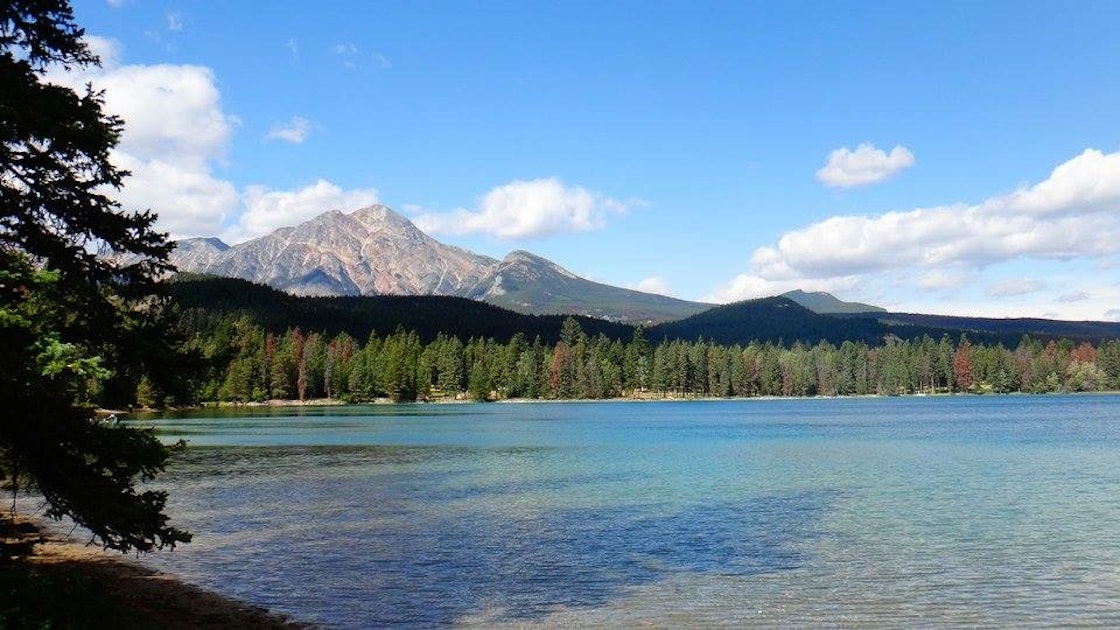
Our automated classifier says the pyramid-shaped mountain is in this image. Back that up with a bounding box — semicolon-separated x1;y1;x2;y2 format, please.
171;205;710;323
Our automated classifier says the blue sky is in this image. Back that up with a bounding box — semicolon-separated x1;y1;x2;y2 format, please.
65;0;1120;320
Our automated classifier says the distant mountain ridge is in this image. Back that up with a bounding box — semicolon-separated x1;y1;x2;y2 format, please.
470;250;710;323
170;205;710;323
781;290;886;314
170;275;1120;348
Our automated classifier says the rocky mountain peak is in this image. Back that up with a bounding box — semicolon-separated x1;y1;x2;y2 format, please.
170;204;498;297
170;236;231;270
169;203;710;323
346;204;416;232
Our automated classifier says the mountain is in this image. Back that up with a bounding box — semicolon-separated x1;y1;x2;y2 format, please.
173;206;497;297
649;296;887;346
171;205;709;323
782;290;885;314
469;250;709;323
650;296;1120;347
170;275;1120;348
845;311;1120;343
170;236;229;270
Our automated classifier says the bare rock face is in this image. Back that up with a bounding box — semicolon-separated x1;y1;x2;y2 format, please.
169;237;229;271
171;205;498;296
170;204;711;323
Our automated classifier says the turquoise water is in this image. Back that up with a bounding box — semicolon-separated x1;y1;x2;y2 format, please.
135;396;1120;627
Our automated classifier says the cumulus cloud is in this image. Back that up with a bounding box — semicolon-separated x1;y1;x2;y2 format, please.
46;38;239;238
45;36;374;242
225;180;380;243
414;178;637;239
985;278;1044;298
713;148;1120;309
816;143;915;188
111;152;239;238
628;276;673;296
266;116;312;143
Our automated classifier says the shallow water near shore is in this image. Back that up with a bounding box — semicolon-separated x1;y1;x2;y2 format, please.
132;395;1120;627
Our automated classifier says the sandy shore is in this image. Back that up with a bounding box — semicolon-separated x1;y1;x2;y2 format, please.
1;518;310;629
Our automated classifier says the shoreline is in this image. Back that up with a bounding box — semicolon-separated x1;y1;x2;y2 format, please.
114;389;1120;415
1;516;309;629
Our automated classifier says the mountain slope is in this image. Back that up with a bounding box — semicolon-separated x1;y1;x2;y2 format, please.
844;311;1120;343
170;205;710;323
172;205;498;297
782;289;885;314
170;276;1120;348
170;237;229;270
650;297;887;345
471;250;710;323
167;275;633;344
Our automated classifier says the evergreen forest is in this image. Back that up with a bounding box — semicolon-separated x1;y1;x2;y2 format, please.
149;278;1120;406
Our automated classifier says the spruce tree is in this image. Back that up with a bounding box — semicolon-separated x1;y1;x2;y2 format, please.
1;0;190;552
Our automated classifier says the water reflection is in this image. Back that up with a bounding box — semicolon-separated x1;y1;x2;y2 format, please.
153;443;830;626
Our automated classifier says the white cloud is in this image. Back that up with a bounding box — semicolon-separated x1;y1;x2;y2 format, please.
98;65;234;163
761;149;1120;279
47;38;238;239
106;0;126;7
1105;309;1120;322
985;278;1044;298
83;35;122;68
225;180;380;243
45;36;375;242
266;116;312;144
628;276;673;296
713;148;1120;313
816;143;915;188
992;148;1120;218
414;177;637;239
112;152;239;239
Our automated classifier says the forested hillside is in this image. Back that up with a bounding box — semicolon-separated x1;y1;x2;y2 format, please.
168;274;633;344
169;275;1120;350
846;311;1120;342
135;275;1120;406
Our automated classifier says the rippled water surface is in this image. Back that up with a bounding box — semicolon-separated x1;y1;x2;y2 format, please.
133;396;1120;627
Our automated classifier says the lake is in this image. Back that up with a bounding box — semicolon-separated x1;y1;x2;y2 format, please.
133;395;1120;627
